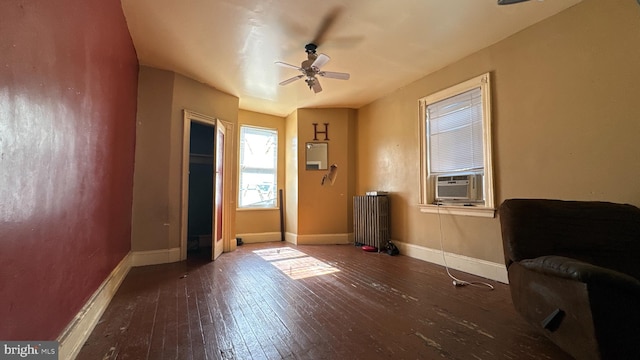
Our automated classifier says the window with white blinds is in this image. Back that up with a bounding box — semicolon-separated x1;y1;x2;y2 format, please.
427;87;483;174
419;73;495;210
238;126;278;208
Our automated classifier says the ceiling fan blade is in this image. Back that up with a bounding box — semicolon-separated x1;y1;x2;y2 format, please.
311;79;323;93
319;71;350;80
279;75;304;86
311;53;331;69
497;0;530;4
311;7;343;46
275;61;301;70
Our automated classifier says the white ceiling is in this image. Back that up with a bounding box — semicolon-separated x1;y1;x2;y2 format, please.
121;0;581;117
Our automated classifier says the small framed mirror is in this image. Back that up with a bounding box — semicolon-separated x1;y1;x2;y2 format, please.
305;142;328;170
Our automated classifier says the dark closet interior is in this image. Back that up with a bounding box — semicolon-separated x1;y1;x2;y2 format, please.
187;122;214;256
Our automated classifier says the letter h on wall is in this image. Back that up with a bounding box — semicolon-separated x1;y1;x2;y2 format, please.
313;123;329;141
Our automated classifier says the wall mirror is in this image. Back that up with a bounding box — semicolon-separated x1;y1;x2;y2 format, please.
305;142;328;170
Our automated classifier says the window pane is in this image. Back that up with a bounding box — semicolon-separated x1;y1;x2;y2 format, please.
239;126;277;208
427;87;483;174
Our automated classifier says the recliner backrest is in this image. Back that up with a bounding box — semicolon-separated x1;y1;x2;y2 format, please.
499;198;640;279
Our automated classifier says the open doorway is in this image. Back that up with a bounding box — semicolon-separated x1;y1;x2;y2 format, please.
187;122;214;260
181;110;227;262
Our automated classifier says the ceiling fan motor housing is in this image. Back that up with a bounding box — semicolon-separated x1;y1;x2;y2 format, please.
301;60;316;73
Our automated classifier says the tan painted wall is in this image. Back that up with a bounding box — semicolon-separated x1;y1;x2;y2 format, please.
132;66;239;251
357;0;640;264
131;67;175;251
285;111;299;235
346;109;357;234
297;108;357;237
236;110;286;236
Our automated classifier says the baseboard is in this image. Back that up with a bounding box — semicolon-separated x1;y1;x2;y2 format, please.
394;241;509;284
57;252;132;360
235;232;283;244
295;233;351;245
284;232;298;245
131;247;181;267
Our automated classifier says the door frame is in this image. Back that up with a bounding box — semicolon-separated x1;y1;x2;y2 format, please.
212;121;225;260
180;109;235;260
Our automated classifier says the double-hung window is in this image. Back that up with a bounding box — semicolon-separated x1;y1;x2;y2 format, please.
238;125;278;208
419;73;495;215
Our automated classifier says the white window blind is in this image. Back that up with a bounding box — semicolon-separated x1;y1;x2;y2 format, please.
427;87;483;174
238;126;277;208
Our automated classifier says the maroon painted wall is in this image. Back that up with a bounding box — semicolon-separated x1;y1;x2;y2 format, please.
0;0;138;339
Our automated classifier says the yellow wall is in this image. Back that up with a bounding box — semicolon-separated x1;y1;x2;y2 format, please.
235;110;286;241
295;108;357;243
357;0;640;264
284;110;299;235
240;107;357;244
131;66;239;252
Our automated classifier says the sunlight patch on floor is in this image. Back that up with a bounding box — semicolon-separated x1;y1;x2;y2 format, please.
253;247;340;280
252;247;306;261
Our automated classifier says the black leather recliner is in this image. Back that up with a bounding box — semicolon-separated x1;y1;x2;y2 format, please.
499;199;640;360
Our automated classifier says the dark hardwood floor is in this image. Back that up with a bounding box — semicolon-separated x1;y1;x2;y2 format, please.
77;242;571;360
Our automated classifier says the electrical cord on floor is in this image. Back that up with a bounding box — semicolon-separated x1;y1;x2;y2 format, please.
436;202;494;290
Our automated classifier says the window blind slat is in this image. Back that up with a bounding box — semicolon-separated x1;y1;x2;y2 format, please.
427;87;483;174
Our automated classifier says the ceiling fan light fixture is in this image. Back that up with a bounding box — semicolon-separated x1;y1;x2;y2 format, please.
497;0;531;5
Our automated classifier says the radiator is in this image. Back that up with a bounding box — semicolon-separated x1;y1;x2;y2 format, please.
353;195;390;251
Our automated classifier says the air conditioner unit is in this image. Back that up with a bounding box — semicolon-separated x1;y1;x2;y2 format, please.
435;173;483;202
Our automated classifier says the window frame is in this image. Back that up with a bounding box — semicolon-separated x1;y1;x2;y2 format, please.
237;125;278;210
418;73;495;217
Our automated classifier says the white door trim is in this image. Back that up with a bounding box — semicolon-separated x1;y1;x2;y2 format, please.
181;110;228;260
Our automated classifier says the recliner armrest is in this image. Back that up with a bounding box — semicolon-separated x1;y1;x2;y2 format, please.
519;255;640;296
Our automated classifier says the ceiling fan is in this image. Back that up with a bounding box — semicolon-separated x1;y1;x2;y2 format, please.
275;43;350;93
275;7;351;93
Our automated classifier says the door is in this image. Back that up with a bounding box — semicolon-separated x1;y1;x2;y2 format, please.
212;119;225;260
181;110;228;261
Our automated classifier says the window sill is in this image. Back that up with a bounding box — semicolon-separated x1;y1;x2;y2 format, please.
236;207;279;212
418;204;496;218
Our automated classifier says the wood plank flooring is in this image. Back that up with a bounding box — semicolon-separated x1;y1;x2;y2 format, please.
77;242;572;360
